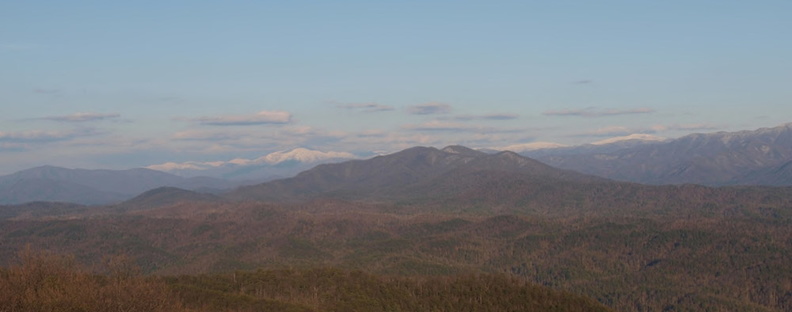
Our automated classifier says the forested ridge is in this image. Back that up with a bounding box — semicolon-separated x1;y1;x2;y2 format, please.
0;248;609;311
1;199;790;311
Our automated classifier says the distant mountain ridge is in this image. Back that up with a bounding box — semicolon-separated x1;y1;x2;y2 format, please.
230;145;606;204
528;123;792;186
0;166;234;205
146;147;358;180
5;123;792;206
116;186;224;211
229;144;792;217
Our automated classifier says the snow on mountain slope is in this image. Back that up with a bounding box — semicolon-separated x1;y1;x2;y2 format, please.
147;148;357;180
533;123;792;186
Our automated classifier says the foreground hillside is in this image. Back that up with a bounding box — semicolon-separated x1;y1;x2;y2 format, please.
0;248;609;312
1;200;789;311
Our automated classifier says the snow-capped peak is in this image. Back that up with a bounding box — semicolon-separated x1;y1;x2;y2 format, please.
590;134;668;146
255;148;356;164
496;142;569;153
146;148;356;172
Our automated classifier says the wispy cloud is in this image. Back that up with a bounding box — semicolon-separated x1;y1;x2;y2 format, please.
337;102;394;113
342;132;438;152
0;128;101;143
579;126;645;137
407;102;452;115
590;134;668;145
453;113;519;121
544;107;655;118
166;125;349;156
172;130;238;141
43;112;120;122
193;110;292;126
402;120;485;132
651;123;719;132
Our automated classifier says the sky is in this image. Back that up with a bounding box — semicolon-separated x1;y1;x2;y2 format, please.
2;1;792;174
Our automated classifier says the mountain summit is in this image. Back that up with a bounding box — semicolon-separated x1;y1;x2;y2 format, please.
229;145;603;203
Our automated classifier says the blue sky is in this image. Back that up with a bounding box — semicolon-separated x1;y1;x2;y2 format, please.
2;1;791;174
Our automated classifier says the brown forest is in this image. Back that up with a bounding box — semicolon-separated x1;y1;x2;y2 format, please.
1;196;791;311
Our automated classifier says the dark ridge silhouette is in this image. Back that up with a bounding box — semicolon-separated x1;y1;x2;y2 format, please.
0;166;234;205
229;145;605;204
117;187;225;211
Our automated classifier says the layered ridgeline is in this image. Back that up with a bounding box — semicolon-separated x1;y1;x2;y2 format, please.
230;145;792;217
231;145;604;204
528;123;792;186
4;123;792;206
0;148;358;206
0;166;233;205
2;145;792;311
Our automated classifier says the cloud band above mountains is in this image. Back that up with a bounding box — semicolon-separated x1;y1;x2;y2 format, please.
544;107;655;118
337;102;394;113
194;111;292;126
43;112;121;122
407;102;452;115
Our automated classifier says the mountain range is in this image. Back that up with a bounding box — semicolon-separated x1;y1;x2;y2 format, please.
3;138;792;310
2;123;792;206
146;147;358;181
527;123;792;186
228;144;792;218
230;145;605;205
0;148;358;205
0;166;233;205
3;124;792;311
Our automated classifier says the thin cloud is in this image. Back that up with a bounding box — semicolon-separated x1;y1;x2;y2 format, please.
343;131;437;150
356;130;388;138
544;107;655;118
194;110;292;126
407;102;452;115
172;130;238;141
652;123;720;132
590;134;668;145
402;120;484;132
337;102;394;113
0;128;101;143
43;112;120;122
454;113;519;121
580;126;641;137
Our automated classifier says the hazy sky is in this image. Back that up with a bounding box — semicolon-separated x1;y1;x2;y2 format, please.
2;1;791;174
